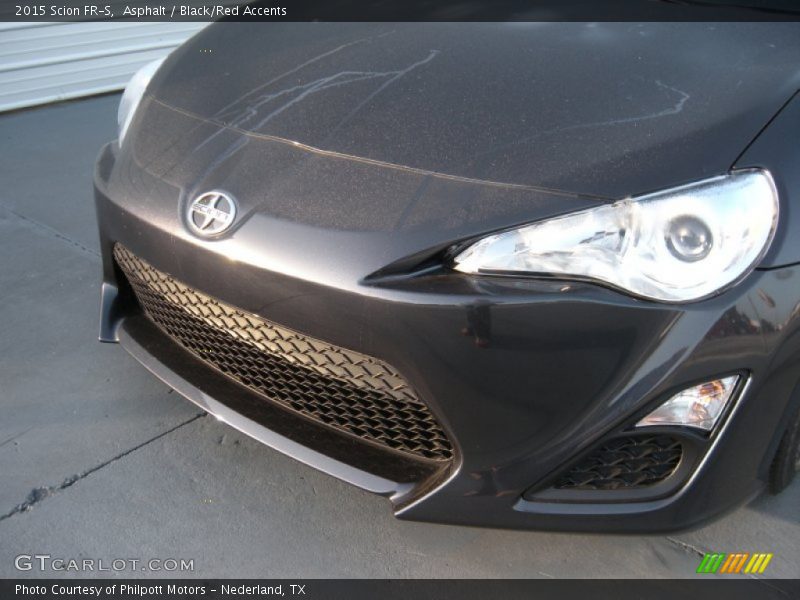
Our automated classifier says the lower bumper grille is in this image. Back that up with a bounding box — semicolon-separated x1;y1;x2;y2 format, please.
113;244;453;462
553;435;683;490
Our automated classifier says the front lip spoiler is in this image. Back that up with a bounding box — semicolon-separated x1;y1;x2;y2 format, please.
116;314;444;501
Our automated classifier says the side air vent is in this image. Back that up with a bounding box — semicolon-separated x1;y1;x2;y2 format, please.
553;434;683;491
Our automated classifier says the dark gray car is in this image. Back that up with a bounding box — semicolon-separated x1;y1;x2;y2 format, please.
95;23;800;531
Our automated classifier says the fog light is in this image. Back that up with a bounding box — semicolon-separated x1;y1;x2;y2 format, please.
636;376;740;432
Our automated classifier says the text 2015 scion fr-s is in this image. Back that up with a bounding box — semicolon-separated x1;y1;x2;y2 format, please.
94;23;800;532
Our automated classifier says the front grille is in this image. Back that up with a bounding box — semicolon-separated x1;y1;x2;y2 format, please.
552;435;683;490
113;244;453;462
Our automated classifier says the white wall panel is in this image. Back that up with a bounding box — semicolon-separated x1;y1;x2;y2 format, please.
0;22;208;112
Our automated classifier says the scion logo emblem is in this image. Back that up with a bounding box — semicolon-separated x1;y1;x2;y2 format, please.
187;191;237;237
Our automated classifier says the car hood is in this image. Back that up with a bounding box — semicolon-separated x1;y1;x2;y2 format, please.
122;23;800;282
149;22;800;199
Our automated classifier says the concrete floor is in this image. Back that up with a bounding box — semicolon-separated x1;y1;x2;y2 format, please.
0;95;797;580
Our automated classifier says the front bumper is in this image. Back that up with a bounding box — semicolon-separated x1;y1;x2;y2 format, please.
95;141;800;532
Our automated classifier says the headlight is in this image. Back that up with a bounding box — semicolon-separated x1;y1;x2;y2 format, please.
117;57;165;145
452;170;778;303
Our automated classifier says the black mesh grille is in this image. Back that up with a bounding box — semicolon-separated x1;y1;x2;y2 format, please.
553;435;682;490
114;244;453;462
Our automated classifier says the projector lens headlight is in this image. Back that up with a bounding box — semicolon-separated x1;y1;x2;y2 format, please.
453;170;778;302
117;57;165;145
636;376;741;432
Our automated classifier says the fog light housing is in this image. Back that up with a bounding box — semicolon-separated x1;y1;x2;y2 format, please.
636;376;741;432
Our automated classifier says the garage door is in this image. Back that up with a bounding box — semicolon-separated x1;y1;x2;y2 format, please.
0;22;208;113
